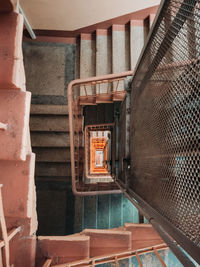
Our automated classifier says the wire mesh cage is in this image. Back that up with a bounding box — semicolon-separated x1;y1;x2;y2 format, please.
130;0;200;254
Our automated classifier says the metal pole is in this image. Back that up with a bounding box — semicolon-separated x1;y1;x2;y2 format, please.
18;3;36;39
115;180;197;267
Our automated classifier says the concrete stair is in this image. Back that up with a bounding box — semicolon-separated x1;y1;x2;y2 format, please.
124;223;164;250
29;104;76;235
26;10;156;237
36;235;90;266
82;228;132;257
36;223;165;266
76;16;152;104
0;3;37;267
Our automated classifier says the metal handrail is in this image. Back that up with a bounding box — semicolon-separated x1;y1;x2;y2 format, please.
51;243;168;267
116;0;200;265
67;71;133;196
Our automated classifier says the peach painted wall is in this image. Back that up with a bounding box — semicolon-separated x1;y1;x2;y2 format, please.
20;0;161;31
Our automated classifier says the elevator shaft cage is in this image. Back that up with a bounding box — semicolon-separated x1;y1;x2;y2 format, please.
118;0;200;264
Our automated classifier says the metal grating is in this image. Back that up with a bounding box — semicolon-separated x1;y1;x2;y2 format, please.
129;0;200;259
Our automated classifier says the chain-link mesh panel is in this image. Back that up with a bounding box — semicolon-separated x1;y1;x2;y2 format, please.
130;0;200;249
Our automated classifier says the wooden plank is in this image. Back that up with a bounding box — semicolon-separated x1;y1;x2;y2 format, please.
33;147;71;162
31;104;68;115
30;116;70;132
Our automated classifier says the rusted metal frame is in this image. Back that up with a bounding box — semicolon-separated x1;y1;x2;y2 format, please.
67;71;133;196
156;57;200;72
51;244;168;267
153;247;167;267
85;126;90;179
114;256;119;267
115;180;199;266
115;79;120;92
0;185;10;267
77;78;125;101
0;249;2;267
135;251;143;267
131;0;197;94
83;85;88;96
0;227;21;249
42;259;52;267
80;78;124;87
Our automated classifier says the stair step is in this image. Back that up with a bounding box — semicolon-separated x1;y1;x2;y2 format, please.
10;234;36;267
130;19;149;69
82;229;132;257
31;104;68;115
80;33;95;96
35;162;71;177
32;147;71;162
30;115;70;132
112;25;130;91
96;29;112;94
31;132;70;147
36;235;90;266
124;223;165;250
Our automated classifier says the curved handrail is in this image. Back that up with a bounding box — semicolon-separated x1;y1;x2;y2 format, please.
67;71;133;196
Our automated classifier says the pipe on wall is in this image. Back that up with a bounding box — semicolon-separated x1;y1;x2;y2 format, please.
18;3;36;39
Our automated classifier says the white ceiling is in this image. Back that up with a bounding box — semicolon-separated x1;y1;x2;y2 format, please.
20;0;161;31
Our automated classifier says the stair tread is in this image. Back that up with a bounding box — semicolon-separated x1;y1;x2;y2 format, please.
31;104;68;115
38;235;89;241
80;33;95;96
37;235;90;266
82;228;130;235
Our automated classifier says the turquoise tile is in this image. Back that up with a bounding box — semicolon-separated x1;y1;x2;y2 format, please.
97;195;110;229
122;195;139;224
110;194;123;228
83;196;97;229
119;258;131;266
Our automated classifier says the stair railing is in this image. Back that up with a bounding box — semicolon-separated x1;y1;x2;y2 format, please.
67;71;133;196
50;243;168;267
115;0;200;265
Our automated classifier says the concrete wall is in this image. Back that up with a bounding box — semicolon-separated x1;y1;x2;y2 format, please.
20;0;161;31
23;41;75;104
23;40;75;235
